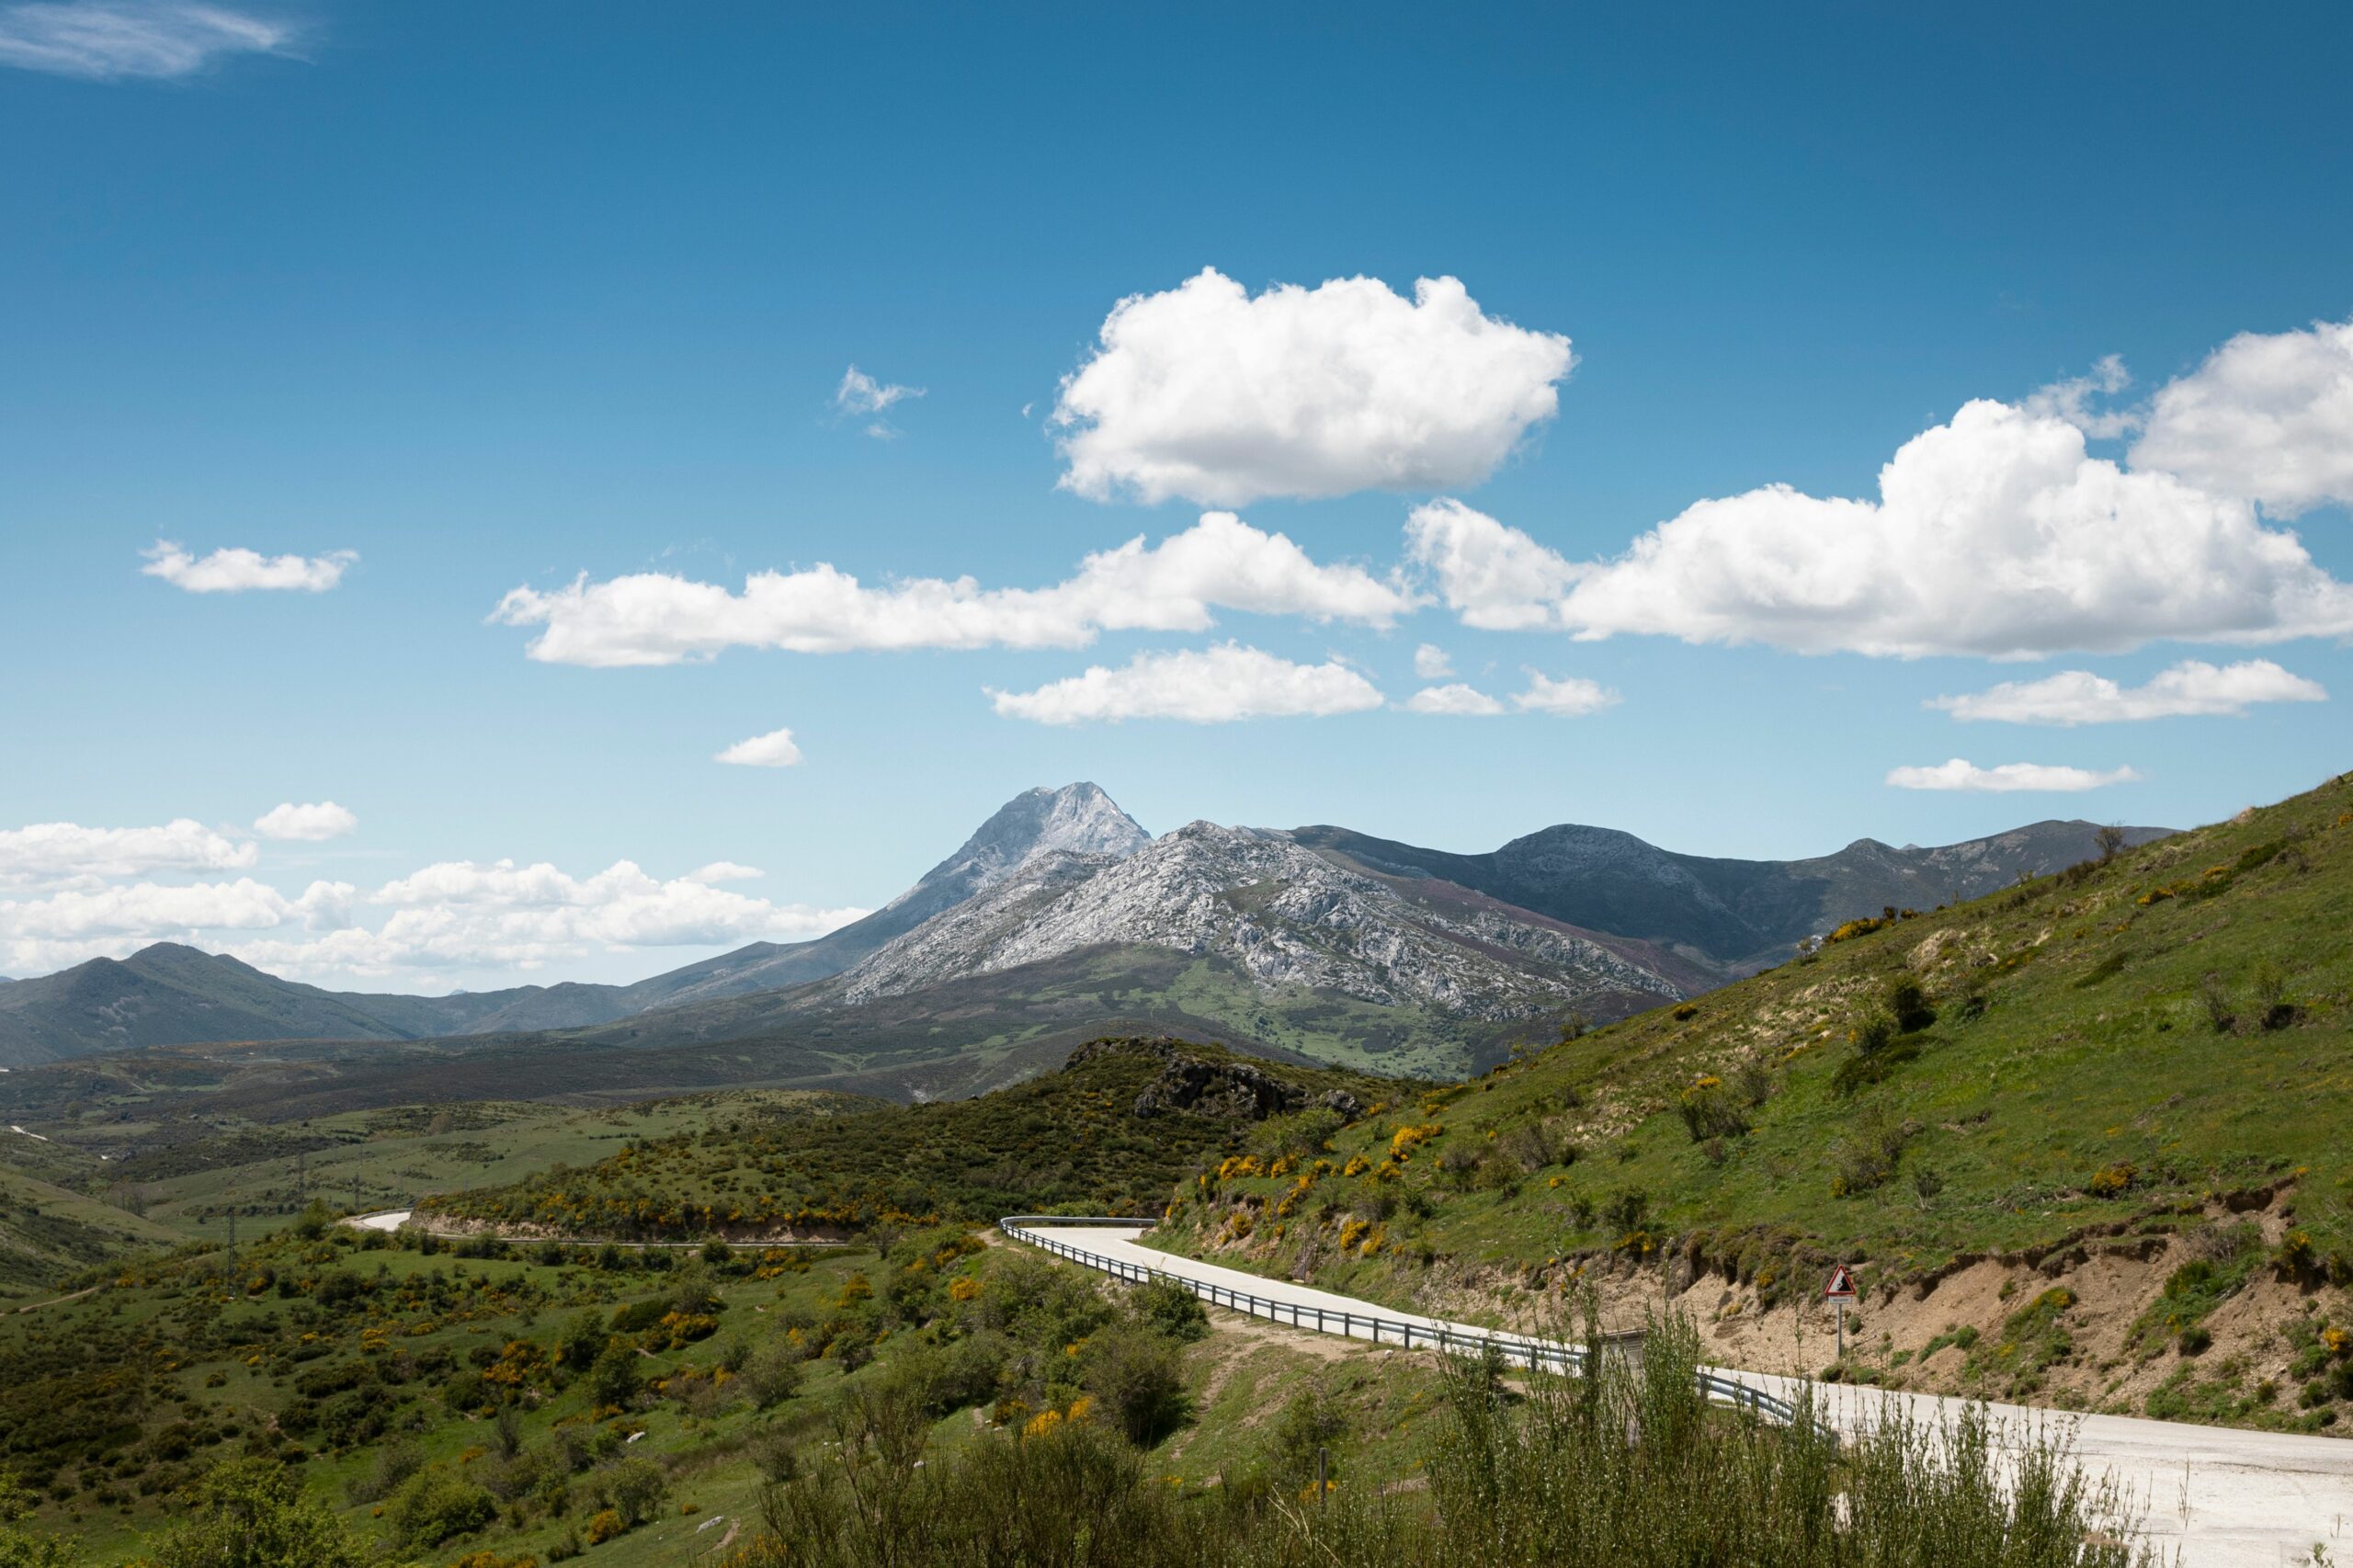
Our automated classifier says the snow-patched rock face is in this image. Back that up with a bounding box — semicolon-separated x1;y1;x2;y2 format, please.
840;820;1681;1018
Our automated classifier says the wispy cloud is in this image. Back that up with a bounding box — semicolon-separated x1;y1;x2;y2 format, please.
0;1;290;80
835;364;924;437
142;540;354;593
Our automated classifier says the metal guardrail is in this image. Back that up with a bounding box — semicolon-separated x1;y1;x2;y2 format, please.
999;1216;1798;1427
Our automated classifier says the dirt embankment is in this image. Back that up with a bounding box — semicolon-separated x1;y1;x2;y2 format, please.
1186;1183;2351;1432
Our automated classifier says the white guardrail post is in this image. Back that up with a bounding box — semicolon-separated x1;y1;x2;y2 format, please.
997;1216;1798;1429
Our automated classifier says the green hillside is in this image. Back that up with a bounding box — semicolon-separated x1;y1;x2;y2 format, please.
0;1164;184;1302
424;1037;1413;1241
1152;771;2353;1427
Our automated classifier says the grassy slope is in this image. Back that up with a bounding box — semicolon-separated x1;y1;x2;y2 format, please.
0;1218;1449;1565
426;1038;1415;1241
1153;772;2353;1346
0;1163;183;1302
0;1090;877;1301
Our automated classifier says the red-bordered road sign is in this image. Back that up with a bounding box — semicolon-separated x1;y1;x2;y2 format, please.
1823;1265;1858;1300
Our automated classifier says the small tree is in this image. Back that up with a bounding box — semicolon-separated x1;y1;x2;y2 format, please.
590;1344;642;1410
143;1459;372;1568
0;1468;77;1568
1081;1324;1190;1446
603;1456;668;1525
2095;824;2129;862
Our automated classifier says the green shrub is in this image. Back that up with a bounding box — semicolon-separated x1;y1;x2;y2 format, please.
1883;976;1936;1033
387;1466;496;1550
742;1342;805;1409
1133;1279;1210;1343
601;1455;668;1525
1080;1324;1190;1447
144;1460;373;1568
589;1344;642;1409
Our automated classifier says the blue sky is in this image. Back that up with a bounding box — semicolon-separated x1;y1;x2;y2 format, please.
1;1;2347;989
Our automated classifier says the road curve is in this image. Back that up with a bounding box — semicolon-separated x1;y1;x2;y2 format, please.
1013;1221;2353;1568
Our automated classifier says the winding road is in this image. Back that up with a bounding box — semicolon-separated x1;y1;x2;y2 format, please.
1010;1221;2353;1568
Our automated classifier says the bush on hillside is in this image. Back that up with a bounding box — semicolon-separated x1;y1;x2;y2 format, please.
1132;1279;1210;1343
1081;1324;1191;1447
388;1466;495;1550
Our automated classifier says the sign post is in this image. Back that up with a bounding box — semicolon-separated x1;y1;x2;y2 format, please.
1824;1265;1858;1360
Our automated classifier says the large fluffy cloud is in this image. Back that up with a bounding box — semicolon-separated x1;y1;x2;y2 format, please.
1051;268;1574;506
0;1;287;80
494;512;1413;667
1885;759;2140;793
142;540;355;593
0;818;256;888
253;801;358;841
988;643;1383;725
2131;317;2353;517
1930;659;2326;724
1425;400;2353;658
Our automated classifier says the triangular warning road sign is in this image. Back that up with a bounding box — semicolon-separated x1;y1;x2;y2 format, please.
1824;1265;1858;1300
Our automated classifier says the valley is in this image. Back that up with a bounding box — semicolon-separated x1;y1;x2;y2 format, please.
0;775;2336;1566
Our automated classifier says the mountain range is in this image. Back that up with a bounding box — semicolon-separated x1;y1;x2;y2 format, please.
0;783;2170;1075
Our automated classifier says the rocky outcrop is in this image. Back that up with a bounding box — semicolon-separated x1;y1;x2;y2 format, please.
837;820;1684;1020
1070;1037;1320;1122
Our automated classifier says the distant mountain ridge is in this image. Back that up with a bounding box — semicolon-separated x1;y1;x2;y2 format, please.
0;785;2172;1069
1296;818;2173;978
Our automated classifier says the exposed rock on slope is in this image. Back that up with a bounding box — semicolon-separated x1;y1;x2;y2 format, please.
836;821;1685;1020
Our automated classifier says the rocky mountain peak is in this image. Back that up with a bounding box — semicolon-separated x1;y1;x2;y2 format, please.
870;782;1147;926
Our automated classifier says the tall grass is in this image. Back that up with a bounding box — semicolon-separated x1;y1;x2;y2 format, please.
720;1309;2154;1567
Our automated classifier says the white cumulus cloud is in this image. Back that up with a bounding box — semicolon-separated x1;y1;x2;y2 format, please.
0;0;288;79
493;512;1414;667
1051;268;1574;506
714;727;804;767
2132;316;2353;517
0;818;256;888
1530;399;2353;658
1403;683;1504;716
0;877;300;943
1404;498;1583;631
1512;671;1620;717
252;801;358;841
989;643;1384;725
1885;759;2141;793
1930;659;2327;725
0;847;865;982
142;540;354;593
1412;643;1453;679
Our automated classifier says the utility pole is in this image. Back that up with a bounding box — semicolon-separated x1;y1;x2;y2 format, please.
297;1149;306;1205
353;1173;362;1214
226;1211;237;1291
